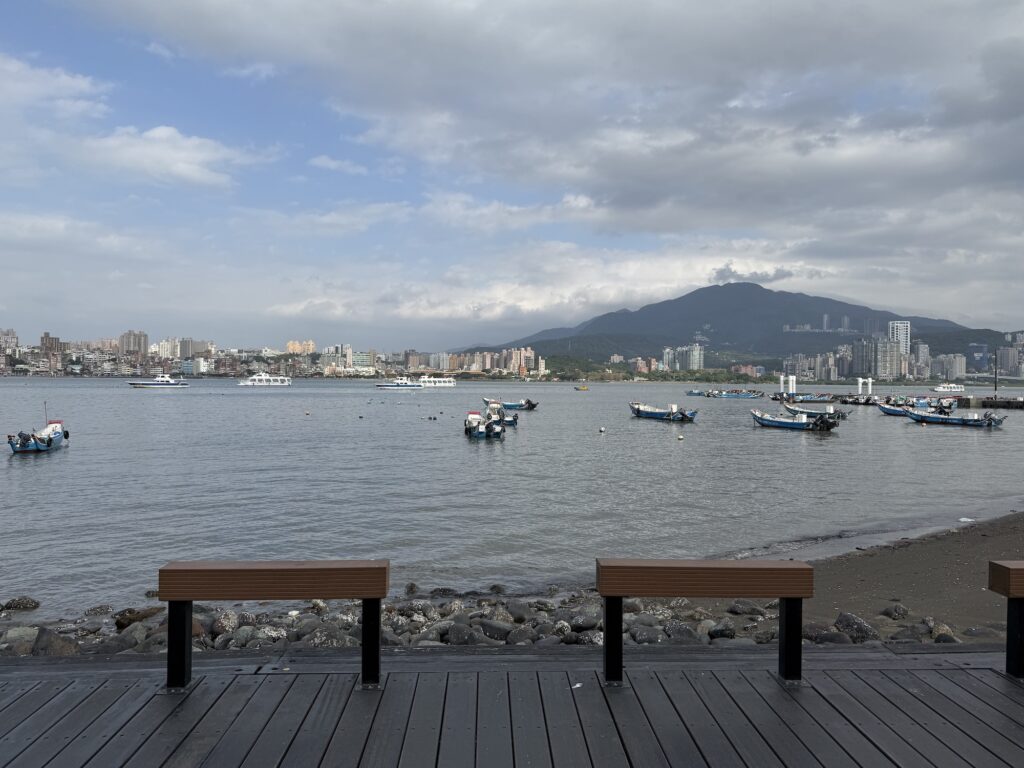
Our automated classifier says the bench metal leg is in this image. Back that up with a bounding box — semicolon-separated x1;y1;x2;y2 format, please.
167;600;192;688
1008;598;1024;677
779;597;802;680
361;597;381;686
603;596;623;684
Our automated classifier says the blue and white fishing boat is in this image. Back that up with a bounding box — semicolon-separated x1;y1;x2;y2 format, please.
629;402;698;422
377;376;424;390
486;402;518;427
904;409;1006;427
128;374;188;388
877;402;912;417
464;410;505;438
8;420;69;453
483;397;539;411
708;389;764;399
789;393;834;403
783;402;850;420
751;409;839;431
687;389;705;397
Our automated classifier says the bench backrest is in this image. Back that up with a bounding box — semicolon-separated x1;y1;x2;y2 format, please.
158;560;389;601
989;561;1024;598
596;558;813;598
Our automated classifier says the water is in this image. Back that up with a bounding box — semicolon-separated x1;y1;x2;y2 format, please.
3;378;1022;618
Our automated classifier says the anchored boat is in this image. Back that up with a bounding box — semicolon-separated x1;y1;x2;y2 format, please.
904;409;1006;427
239;372;292;386
877;402;912;417
783;402;850;420
8;420;69;453
483;398;539;411
751;409;839;431
128;374;188;388
628;402;698;422
708;389;764;399
464;410;505;439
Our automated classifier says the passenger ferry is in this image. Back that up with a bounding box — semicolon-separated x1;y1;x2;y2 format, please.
238;372;292;386
128;374;189;388
376;376;424;390
418;375;456;387
932;382;965;393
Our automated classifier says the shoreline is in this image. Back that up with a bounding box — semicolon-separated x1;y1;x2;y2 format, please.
3;509;1023;656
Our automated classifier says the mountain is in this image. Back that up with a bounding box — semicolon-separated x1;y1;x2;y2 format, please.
479;283;1004;360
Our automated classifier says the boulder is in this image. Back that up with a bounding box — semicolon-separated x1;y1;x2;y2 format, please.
309;599;329;616
665;623;704;645
506;599;533;623
695;619;716;638
630;613;660;627
507;626;539;644
113;607;165;631
84;604;114;617
137;632;168;653
305;625;359;649
630;625;667;644
1;626;40;655
727;599;766;617
881;603;909;620
801;623;834;643
479;620;516;642
552;620;572;637
535;635;563;646
754;628;778;644
569;613;600;632
238;612;257;627
622;598;644;613
211;610;240;637
31;627;80;656
817;631;852;645
685;607;714;621
834;613;880;643
708;619;736;640
930;623;959;643
577;630;604;646
3;596;40;611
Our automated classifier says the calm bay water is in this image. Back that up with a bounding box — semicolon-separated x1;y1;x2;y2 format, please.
3;377;1022;618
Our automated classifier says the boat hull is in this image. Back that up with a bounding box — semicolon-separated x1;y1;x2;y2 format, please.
783;403;850;420
128;382;188;388
904;409;1006;427
629;403;698;422
877;403;911;417
8;423;67;453
751;409;838;431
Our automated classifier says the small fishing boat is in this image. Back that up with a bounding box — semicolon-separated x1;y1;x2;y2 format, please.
783;402;850;420
904;409;1006;427
8;420;69;453
708;389;764;399
751;409;839;431
788;393;835;403
877;402;912;417
128;374;188;388
574;385;589;391
486;402;518;427
838;394;879;406
483;398;539;411
629;402;698;422
687;389;705;396
464;410;505;438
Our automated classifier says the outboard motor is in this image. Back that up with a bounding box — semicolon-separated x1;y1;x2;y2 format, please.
17;432;32;447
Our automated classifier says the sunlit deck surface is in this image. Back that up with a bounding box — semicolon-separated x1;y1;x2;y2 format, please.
2;645;1024;766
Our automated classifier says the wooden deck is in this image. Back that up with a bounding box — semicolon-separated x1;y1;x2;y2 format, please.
1;645;1023;766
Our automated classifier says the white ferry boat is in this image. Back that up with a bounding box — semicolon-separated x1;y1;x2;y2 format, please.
376;376;424;390
932;382;965;393
418;375;456;387
238;372;292;386
128;374;189;388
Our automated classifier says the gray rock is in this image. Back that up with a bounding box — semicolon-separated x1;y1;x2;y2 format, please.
754;628;778;644
834;613;880;643
531;599;556;612
561;631;579;645
294;618;322;639
446;623;479;645
630;613;660;627
708;619;736;640
506;599;532;623
963;626;998;638
479;619;515;641
238;611;257;627
727;599;766;617
622;598;644;613
695;619;716;637
801;623;833;643
113;607;164;631
232;625;257;647
438;599;464;617
881;603;909;620
817;631;852;645
536;635;563;646
306;625;360;648
137;632;168;653
630;625;668;644
309;599;329;616
254;626;287;643
507;626;538;644
665;624;705;645
934;633;961;644
711;637;757;647
382;631;405;647
32;627;80;656
552;620;572;637
3;596;40;611
1;626;40;655
211;610;240;636
685;607;714;621
84;604;114;616
569;613;600;632
577;630;604;646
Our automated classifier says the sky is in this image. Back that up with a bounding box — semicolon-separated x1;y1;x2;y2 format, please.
2;1;1024;350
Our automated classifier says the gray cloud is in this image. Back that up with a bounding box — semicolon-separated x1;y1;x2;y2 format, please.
712;263;794;284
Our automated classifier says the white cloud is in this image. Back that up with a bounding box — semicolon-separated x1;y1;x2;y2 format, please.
78;125;261;186
144;41;176;60
308;154;367;175
222;62;277;80
0;52;109;118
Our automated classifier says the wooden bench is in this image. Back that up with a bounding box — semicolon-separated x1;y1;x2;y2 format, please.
597;558;814;682
989;560;1024;677
158;559;389;688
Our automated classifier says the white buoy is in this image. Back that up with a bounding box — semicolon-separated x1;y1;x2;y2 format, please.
599;427;606;433
677;435;684;440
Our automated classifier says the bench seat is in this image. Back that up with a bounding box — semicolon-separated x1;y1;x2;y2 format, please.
597;558;813;682
158;559;389;688
989;560;1024;677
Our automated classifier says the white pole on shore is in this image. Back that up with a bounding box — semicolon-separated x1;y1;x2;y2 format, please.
866;377;874;394
787;375;796;394
857;377;864;394
779;374;786;393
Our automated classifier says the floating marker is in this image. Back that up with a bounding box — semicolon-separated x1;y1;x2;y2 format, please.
599;427;606;433
677;435;684;440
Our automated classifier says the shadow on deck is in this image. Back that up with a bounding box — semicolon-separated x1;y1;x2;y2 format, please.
1;645;1023;766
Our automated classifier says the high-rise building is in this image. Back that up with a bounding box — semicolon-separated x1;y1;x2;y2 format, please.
851;339;875;376
910;341;930;367
118;330;149;358
841;315;850;331
0;329;18;353
996;347;1021;375
888;321;911;355
875;339;902;380
966;342;990;372
40;332;61;354
157;338;179;359
179;338;194;359
822;314;829;331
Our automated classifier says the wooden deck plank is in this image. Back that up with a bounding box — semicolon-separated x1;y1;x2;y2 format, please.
685;670;784;768
803;672;931;768
940;670;1024;727
767;676;893;768
359;672;418;768
508;671;552;768
196;675;296;768
476;671;513;768
740;671;858;768
536;671;592;768
849;670;1001;768
5;679;137;768
567;670;629;768
240;674;325;768
109;676;232;768
278;674;356;768
0;680;100;764
436;672;477;768
0;680;70;740
0;682;39;717
397;673;446;768
159;675;266;768
713;670;822;767
320;674;387;768
656;670;743;768
37;680;161;768
626;669;706;768
900;669;1024;761
602;680;671;768
965;668;1024;708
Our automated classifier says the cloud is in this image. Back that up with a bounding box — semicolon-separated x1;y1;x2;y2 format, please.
145;41;176;60
712;262;795;284
308;154;367;175
0;52;109;118
236;200;412;235
222;62;277;80
78;125;262;186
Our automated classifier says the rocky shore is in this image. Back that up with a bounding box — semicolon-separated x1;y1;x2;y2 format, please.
3;511;1022;658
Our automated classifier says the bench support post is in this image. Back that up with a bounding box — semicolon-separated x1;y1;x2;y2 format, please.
778;597;802;680
362;597;381;686
167;600;193;688
603;596;623;684
1008;597;1024;677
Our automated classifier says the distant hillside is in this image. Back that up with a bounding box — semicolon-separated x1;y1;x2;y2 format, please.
478;283;1002;360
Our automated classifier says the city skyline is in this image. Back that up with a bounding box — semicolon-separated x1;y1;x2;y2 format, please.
5;3;1024;348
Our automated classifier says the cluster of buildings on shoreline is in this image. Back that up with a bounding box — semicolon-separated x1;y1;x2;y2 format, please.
0;328;547;379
